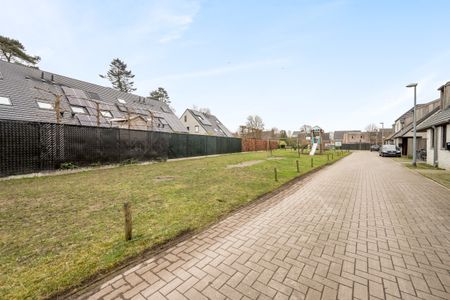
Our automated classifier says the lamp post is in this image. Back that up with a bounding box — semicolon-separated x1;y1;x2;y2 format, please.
379;122;384;145
406;83;418;167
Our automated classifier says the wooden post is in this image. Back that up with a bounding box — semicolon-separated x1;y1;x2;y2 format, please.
96;102;100;126
332;153;334;160
124;202;132;241
55;95;62;124
269;140;273;156
296;160;300;173
310;157;313;168
274;168;278;181
327;154;329;161
127;109;131;130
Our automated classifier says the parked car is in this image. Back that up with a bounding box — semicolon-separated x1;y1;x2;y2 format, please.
370;144;380;152
379;145;401;157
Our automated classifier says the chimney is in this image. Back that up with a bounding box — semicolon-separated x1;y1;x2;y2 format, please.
439;81;450;109
40;71;44;80
51;74;54;82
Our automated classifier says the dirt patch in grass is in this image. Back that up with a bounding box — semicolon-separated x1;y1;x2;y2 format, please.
154;176;176;182
226;160;264;169
266;157;285;160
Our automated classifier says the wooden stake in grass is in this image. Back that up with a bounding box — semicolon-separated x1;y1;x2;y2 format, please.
332;153;334;160
124;202;132;241
296;160;300;173
274;167;278;181
310;157;314;168
327;154;330;161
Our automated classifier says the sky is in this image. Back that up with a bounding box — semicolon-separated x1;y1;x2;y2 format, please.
2;0;450;133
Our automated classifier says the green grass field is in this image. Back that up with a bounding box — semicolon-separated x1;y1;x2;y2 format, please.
0;149;348;299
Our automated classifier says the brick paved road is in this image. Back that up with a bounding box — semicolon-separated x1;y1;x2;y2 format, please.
79;152;450;300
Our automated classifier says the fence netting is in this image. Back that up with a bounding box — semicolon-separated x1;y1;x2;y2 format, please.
0;120;242;177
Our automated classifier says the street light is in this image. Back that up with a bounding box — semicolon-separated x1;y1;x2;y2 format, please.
379;122;384;145
406;83;418;167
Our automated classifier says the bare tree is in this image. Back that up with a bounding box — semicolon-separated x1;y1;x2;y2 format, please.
365;123;378;132
245;115;264;139
192;105;211;115
365;123;379;144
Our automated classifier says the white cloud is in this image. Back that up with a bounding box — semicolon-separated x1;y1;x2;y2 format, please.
147;58;289;82
128;0;201;44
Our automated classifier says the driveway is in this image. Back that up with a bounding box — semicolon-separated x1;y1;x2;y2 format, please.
79;151;450;300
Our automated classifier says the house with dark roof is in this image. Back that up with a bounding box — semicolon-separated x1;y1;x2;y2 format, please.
0;60;187;133
417;81;450;169
180;109;234;137
387;98;440;156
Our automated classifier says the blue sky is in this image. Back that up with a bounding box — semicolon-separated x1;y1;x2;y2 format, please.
2;0;450;133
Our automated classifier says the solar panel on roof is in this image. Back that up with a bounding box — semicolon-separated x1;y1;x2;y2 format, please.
199;118;212;126
86;91;101;100
76;115;96;127
86;107;97;116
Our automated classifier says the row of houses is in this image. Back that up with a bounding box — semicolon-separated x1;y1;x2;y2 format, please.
386;81;450;169
0;60;234;138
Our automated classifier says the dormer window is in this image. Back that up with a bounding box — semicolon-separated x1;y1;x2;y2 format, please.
118;98;126;104
37;101;53;110
0;96;12;106
100;110;113;118
70;105;87;114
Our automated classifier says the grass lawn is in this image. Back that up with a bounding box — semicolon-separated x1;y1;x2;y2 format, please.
392;157;450;189
0;149;349;299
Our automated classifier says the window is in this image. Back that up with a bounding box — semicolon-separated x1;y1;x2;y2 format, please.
70;105;87;114
187;126;190;131
100;110;112;118
443;125;448;149
117;98;126;104
37;101;53;110
195;125;199;133
0;96;11;106
184;115;187;122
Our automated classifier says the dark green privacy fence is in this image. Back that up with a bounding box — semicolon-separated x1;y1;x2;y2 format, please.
340;143;371;151
0;120;242;177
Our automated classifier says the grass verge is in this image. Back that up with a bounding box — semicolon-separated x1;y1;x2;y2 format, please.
0;149;349;299
392;157;450;189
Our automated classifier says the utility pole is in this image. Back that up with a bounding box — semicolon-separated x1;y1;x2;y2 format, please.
406;83;418;167
379;122;384;145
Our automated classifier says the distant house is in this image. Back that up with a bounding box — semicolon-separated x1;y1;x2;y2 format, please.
180;109;234;137
333;130;361;145
417;81;450;169
343;132;370;144
0;60;187;133
387;99;440;156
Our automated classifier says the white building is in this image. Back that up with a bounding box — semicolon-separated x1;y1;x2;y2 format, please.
179;109;234;137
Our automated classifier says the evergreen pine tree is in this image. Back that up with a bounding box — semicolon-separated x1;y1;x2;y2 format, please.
100;58;136;93
0;35;40;65
149;87;170;104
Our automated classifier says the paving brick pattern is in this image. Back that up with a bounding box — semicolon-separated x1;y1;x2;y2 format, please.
79;152;450;299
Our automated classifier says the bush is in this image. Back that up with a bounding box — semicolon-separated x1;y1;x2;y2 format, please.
59;162;78;170
120;158;139;165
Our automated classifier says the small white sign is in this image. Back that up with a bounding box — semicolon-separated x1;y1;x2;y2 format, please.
335;141;342;147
